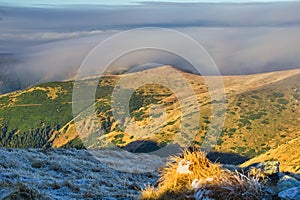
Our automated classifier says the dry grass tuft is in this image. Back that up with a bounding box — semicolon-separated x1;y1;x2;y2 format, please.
2;182;47;200
140;149;267;200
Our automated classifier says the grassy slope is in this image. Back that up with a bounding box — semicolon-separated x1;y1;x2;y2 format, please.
0;81;74;148
240;135;300;172
217;72;300;158
0;66;299;171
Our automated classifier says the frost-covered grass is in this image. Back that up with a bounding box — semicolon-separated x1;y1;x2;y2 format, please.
0;148;161;199
90;149;165;173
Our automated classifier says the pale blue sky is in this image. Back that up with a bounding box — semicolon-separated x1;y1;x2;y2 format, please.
0;0;298;7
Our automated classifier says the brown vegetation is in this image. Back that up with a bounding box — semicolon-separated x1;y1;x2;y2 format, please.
141;149;268;200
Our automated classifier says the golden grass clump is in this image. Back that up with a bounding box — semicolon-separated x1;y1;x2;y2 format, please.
140;149;267;200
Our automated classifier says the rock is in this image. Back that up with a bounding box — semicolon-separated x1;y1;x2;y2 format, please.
263;186;276;196
277;175;300;192
278;187;300;200
284;172;300;181
244;161;280;182
260;161;280;175
245;161;280;175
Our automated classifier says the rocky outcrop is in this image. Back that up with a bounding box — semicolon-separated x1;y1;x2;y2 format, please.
241;161;300;200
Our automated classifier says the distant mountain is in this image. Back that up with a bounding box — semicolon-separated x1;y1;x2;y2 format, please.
0;66;299;172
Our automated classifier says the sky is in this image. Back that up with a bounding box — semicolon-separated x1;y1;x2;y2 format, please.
1;0;300;93
0;0;298;7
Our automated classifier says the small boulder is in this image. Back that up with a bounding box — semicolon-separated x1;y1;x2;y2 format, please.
260;161;280;175
278;187;300;200
284;172;300;181
244;161;280;175
277;175;300;192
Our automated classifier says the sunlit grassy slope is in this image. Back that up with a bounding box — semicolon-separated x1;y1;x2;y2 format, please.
240;135;300;173
0;66;299;171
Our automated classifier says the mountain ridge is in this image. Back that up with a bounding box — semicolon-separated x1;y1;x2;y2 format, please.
0;66;299;172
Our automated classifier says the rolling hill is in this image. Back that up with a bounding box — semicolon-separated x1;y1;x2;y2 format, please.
0;66;299;172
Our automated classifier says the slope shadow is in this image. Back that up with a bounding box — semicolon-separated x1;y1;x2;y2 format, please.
121;140;162;153
206;151;249;165
122;140;249;165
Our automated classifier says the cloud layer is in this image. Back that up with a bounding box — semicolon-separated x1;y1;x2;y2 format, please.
0;2;300;92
